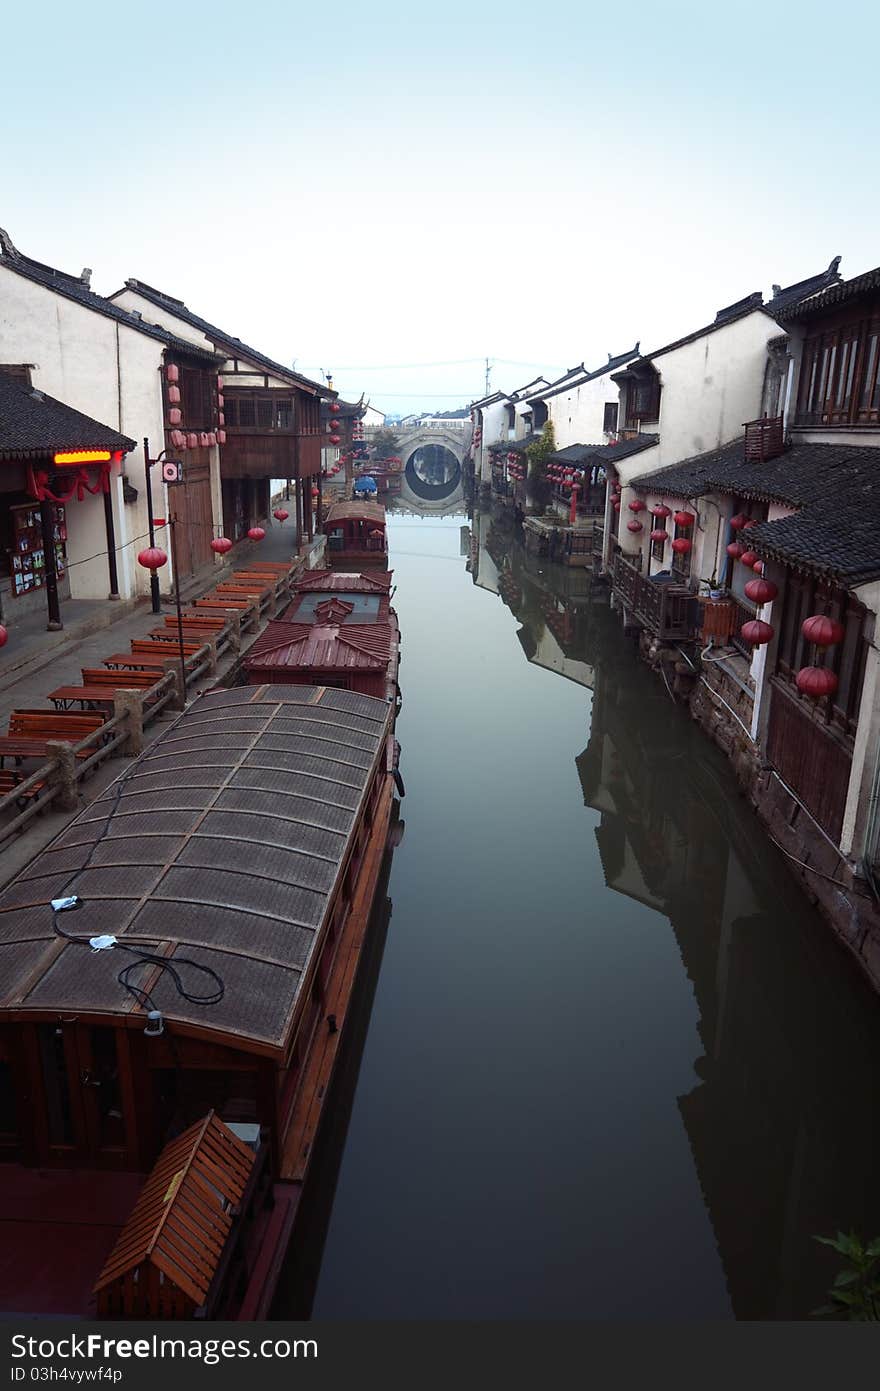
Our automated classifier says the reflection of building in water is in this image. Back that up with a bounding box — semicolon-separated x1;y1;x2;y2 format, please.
576;604;880;1319
472;509;596;688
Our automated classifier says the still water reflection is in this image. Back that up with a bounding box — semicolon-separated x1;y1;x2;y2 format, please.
292;507;880;1320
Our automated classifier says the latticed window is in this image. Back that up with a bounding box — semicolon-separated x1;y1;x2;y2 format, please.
625;376;661;426
179;366;215;428
796;316;880;426
223;394;294;431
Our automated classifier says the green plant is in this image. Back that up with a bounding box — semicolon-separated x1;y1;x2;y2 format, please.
525;421;556;507
371;427;401;460
811;1231;880;1320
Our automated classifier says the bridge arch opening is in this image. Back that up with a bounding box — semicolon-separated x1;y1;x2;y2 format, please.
404;443;462;501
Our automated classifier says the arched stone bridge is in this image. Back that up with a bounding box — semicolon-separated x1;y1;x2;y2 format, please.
393;426;471;502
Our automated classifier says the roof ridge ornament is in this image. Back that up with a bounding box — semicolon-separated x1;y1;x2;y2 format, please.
0;226;20;260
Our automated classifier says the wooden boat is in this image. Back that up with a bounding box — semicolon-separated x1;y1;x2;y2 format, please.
244;569;400;705
323;500;388;568
0;683;402;1319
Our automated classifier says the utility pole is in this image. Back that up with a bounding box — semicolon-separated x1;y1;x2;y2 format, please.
484;358;491;396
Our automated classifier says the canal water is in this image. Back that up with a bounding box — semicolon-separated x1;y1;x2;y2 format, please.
285;505;880;1320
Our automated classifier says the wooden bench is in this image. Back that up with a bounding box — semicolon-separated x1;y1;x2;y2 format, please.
47;669;165;710
193;596;253;611
0;769;45;810
8;710;106;756
167;614;227;631
214;582;271;598
129;639;205;657
81;668;160;688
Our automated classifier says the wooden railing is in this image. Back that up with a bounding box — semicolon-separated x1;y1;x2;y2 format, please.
612;553;693;640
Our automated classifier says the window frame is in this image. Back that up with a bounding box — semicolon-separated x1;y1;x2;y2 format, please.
795;312;880;427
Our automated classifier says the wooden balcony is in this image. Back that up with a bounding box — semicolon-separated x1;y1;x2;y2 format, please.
744;415;784;462
612;552;693;641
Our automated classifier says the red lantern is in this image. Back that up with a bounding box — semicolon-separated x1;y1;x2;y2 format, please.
186;433;198;449
742;519;759;530
744;577;777;605
0;625;8;648
613;500;621;511
168;408;182;426
752;559;764;573
651;503;671;519
329;434;341;445
673;510;694;528
671;537;692;554
727;542;744;559
210;536;233;555
730;513;748;531
247;526;266;542
650;529;669;543
628;498;646;513
273;508;289;522
165;364;180;384
217;430;227;445
740;619;774;646
137;546;167;571
802;614;845;647
739;550;759;567
626;520;644;534
311;486;319;498
167;385;181;405
796;666;839;699
330;402;341;414
170;429;186;449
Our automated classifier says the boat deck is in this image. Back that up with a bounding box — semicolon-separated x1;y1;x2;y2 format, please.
0;1167;144;1317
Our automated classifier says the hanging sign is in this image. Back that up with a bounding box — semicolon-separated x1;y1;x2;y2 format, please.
162;460;183;484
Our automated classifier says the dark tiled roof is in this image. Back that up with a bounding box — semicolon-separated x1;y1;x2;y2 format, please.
550;443;597;464
634;436;880;585
766;257;842;317
527;345;641;401
584;434;659;465
627;303;771;367
0;375;135;459
771;263;880;324
0;231;220;363
492;433;540;454
116;280;328;395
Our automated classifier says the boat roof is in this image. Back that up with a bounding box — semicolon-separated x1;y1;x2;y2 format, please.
245;622;393;673
324;501;386;527
0;685;391;1057
293;568;392;593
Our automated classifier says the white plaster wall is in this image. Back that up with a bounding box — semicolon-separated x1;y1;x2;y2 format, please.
478;399;509;482
545;373;620;450
650;312;781;468
0;265;169;601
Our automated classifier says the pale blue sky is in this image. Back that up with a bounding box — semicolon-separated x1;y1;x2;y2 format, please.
2;0;877;413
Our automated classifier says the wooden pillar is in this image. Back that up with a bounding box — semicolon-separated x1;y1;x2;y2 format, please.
39;498;62;630
103;485;120;599
295;476;303;550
